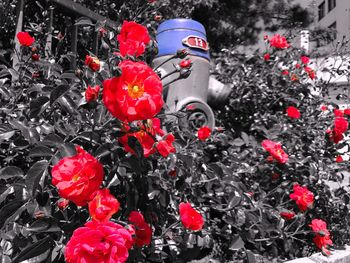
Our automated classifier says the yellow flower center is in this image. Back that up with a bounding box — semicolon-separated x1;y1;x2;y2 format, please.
128;84;144;99
72;174;80;182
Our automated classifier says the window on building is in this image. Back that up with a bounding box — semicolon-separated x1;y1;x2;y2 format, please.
328;21;337;41
318;1;325;21
328;0;336;12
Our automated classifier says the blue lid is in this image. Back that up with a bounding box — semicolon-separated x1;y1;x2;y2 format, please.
157;19;207;37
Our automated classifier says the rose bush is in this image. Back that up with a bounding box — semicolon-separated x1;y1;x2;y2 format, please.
0;4;350;263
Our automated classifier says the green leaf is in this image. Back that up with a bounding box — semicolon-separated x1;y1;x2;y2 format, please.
50;84;70;105
29;96;50;118
42;133;63;146
28;146;54;158
12;236;54;263
229;235;244;250
59;142;77;158
26;218;61;233
0;200;24;228
128;136;144;159
0;166;24;180
25;160;49;198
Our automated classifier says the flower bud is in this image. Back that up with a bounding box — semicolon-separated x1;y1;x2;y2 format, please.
31;53;40;61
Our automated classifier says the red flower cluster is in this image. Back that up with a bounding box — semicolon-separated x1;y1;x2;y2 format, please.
128;211;152;247
65;221;133;263
286;106;301;119
269;34;290;49
289;184;314;211
309;219;333;255
88;189;120;222
263;53;270;61
327;117;348;144
85;85;100;103
197;126;212;141
117;21;151;57
261;140;289;164
119;118;175;157
304;66;315;80
103;60;163;122
51;146;104;206
179;202;204;231
17;32;35;46
85;55;101;72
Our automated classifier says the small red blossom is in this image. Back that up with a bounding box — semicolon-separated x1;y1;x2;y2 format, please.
179;202;204;231
287;106;301;119
65;221;133;263
57;198;69;210
304;66;315;80
269;34;290;49
51;146;104;206
263;53;270;61
128;211;152;247
156;133;176;157
295;63;301;69
88;188;120;222
320;105;328;111
334;117;348;134
289;184;314;211
85;55;100;72
334;109;344;117
263;35;269;40
197;126;212;141
301;55;310;64
261;140;289;164
85;85;100;102
344;108;350;115
17;32;35;46
281;70;289;75
309;219;333;256
280;211;296;220
31;53;40;61
117;21;151;57
103;60;163;122
336;155;343;163
179;59;192;69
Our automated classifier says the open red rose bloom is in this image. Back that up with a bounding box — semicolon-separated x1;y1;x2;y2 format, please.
309;219;333;255
103;60;163;122
128;211;152;247
51;146;104;206
179;202;204;231
261;139;289;164
289;184;314;211
88;188;120;222
197;126;212;141
117;21;151;57
269;34;290;49
17;31;35;46
65;221;133;263
286;106;301;119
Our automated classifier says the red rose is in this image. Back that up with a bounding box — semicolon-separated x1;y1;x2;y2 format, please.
309;219;333;255
263;53;270;61
179;202;204;231
280;211;296;220
320;105;328;111
103;60;163;122
334;109;344;117
156;133;176;157
301;55;310;64
179;59;192;69
291;74;299;82
287;106;301;119
17;32;35;47
85;85;100;102
31;53;40;61
261;140;289;164
51;146;104;206
65;221;133;263
119;130;156;157
304;66;315;80
85;55;100;72
289;184;314;211
269;34;290;49
295;63;301;69
334;117;348;134
281;70;289;75
117;21;151;57
128;211;152;247
57;198;69;210
335;155;343;163
88;189;120;222
344;109;350;115
197;126;212;141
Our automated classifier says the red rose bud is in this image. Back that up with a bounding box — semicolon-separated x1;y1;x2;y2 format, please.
85;55;101;72
282;70;289;75
197;126;212;141
280;211;296;220
17;31;35;47
85;85;100;102
263;35;269;40
301;55;310;65
31;53;40;61
263;53;270;61
289;184;314;211
287;106;301;119
336;155;343;163
154;15;162;21
179;59;192;69
176;48;189;58
179;202;204;231
295;63;301;69
57;198;69;210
